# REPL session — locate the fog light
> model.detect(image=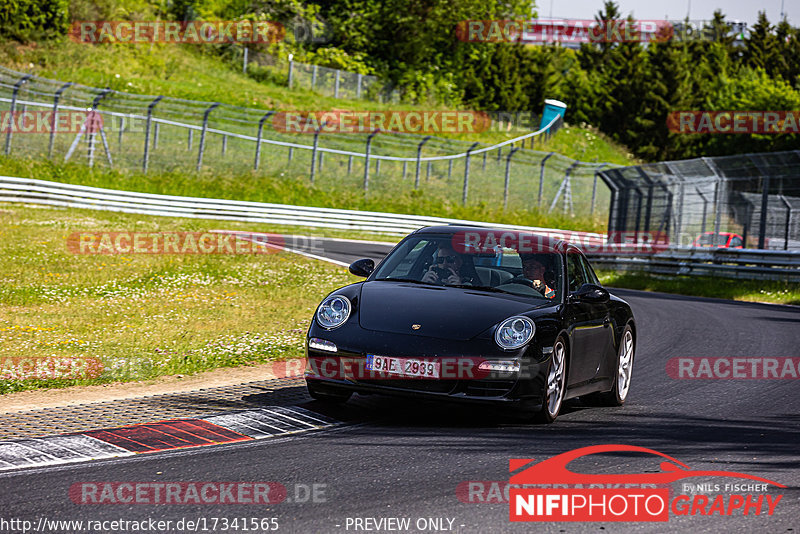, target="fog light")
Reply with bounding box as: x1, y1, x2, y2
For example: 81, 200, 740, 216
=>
309, 338, 337, 353
478, 360, 520, 373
